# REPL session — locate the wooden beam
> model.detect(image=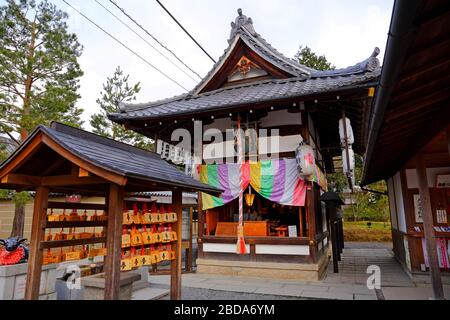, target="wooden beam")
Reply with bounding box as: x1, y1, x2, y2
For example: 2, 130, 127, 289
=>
24, 186, 49, 300
45, 221, 107, 229
407, 33, 450, 59
41, 135, 127, 186
170, 189, 183, 300
40, 237, 106, 249
104, 184, 124, 300
47, 201, 106, 211
71, 163, 79, 176
79, 167, 90, 177
0, 132, 43, 178
392, 73, 450, 105
387, 88, 450, 121
1, 174, 41, 186
41, 157, 67, 176
416, 155, 444, 300
371, 106, 450, 184
399, 55, 450, 84
417, 3, 450, 26
41, 175, 107, 186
